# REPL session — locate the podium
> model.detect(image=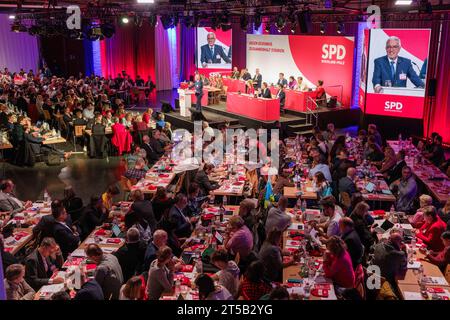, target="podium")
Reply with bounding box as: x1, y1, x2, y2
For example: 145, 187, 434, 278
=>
380, 86, 425, 97
177, 89, 194, 117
